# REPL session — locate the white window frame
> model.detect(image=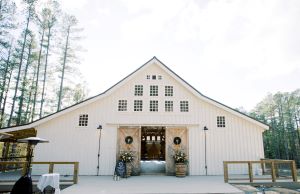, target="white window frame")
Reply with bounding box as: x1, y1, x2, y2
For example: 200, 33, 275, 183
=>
79, 114, 88, 126
180, 101, 189, 112
150, 85, 158, 96
134, 100, 143, 112
217, 116, 226, 127
135, 85, 143, 96
150, 100, 158, 112
118, 100, 127, 111
165, 86, 173, 96
165, 101, 173, 112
